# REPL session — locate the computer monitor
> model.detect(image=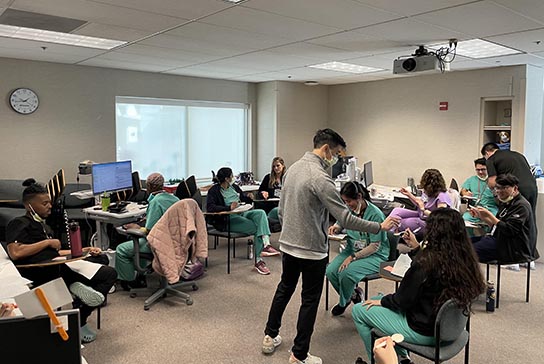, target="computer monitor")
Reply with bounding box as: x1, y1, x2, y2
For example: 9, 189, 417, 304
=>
363, 161, 373, 188
92, 160, 132, 195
